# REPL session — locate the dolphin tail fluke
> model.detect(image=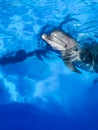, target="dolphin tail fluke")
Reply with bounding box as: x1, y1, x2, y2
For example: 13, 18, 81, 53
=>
64, 61, 81, 73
